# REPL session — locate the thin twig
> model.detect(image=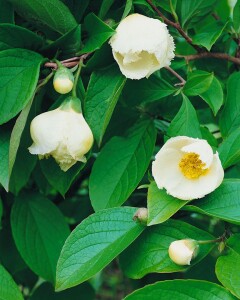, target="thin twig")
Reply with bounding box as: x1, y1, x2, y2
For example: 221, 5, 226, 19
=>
44, 53, 92, 69
164, 66, 186, 86
177, 52, 240, 65
145, 0, 202, 52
